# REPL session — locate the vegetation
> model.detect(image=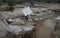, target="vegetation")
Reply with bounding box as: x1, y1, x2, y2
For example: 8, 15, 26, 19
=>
0, 0, 60, 4
0, 0, 23, 11
0, 0, 60, 6
0, 0, 60, 11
